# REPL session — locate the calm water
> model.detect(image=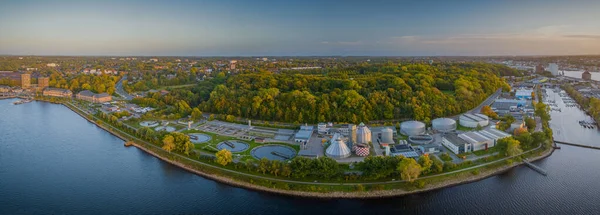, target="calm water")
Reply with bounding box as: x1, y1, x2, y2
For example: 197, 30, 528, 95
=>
2, 99, 600, 214
563, 70, 600, 81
